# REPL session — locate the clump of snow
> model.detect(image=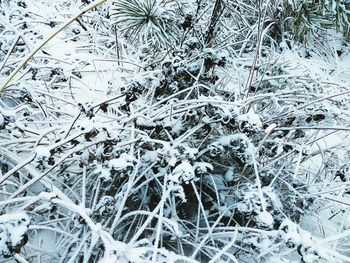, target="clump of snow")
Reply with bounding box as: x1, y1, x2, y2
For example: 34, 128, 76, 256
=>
99, 237, 186, 263
257, 211, 274, 225
142, 150, 158, 163
109, 153, 135, 171
0, 213, 30, 258
94, 164, 112, 181
35, 146, 51, 159
78, 118, 97, 133
224, 170, 234, 181
278, 219, 338, 263
135, 116, 157, 128
157, 143, 180, 167
237, 111, 262, 132
171, 161, 195, 184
